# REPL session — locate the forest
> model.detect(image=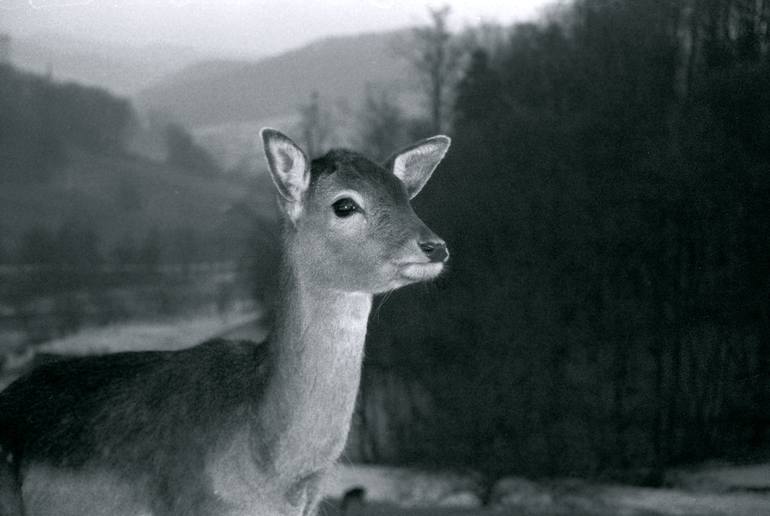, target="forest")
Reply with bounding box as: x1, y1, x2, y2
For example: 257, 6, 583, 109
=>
354, 0, 770, 485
